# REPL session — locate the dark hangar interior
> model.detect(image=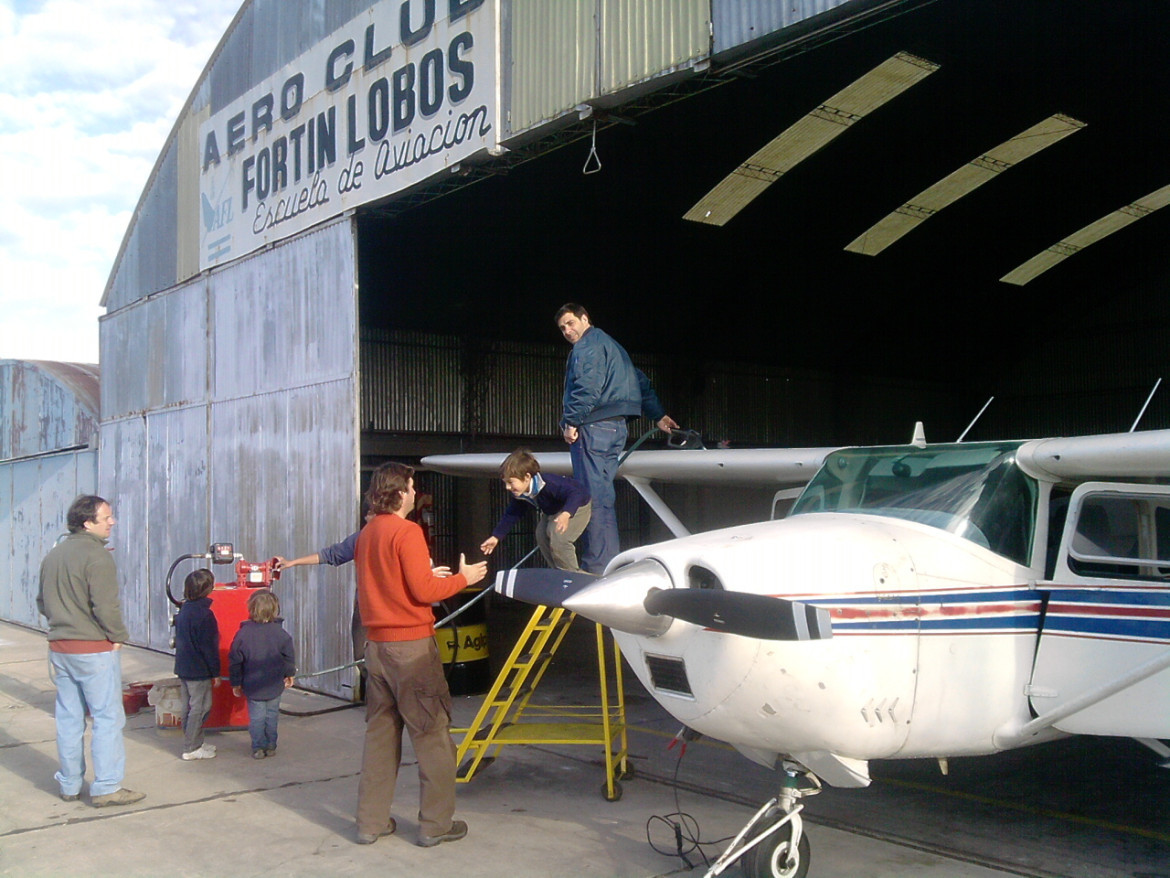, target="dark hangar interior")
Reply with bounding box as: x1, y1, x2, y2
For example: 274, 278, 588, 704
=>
357, 0, 1170, 447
